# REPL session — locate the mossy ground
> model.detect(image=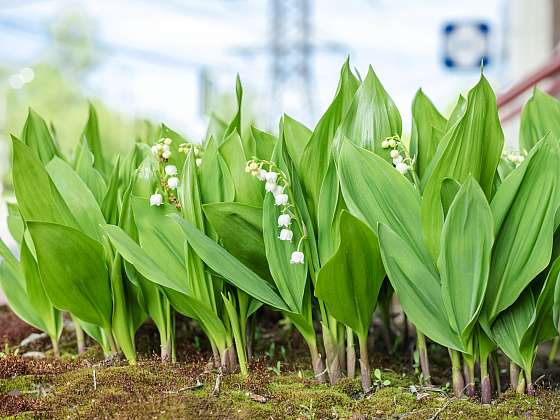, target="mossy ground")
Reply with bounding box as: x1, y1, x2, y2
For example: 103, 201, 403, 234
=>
1, 308, 560, 419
